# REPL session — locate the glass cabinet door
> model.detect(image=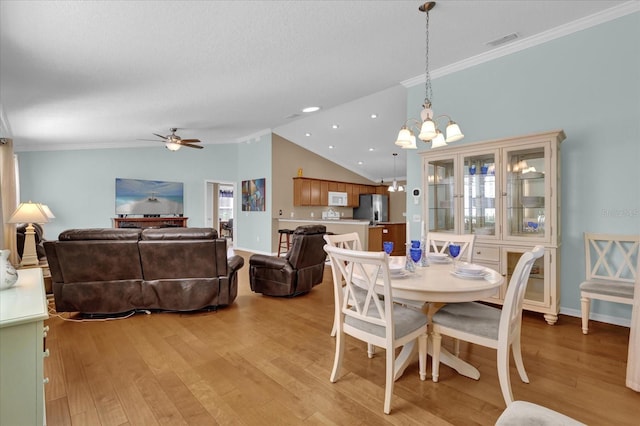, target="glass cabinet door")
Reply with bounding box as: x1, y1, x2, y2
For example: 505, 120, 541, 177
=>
504, 144, 549, 241
462, 152, 497, 237
426, 157, 455, 232
504, 246, 549, 307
